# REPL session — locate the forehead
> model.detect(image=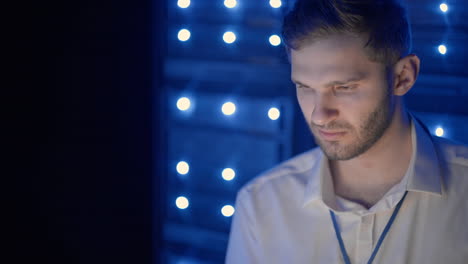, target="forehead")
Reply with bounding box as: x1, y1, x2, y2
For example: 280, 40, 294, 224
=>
291, 34, 381, 84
